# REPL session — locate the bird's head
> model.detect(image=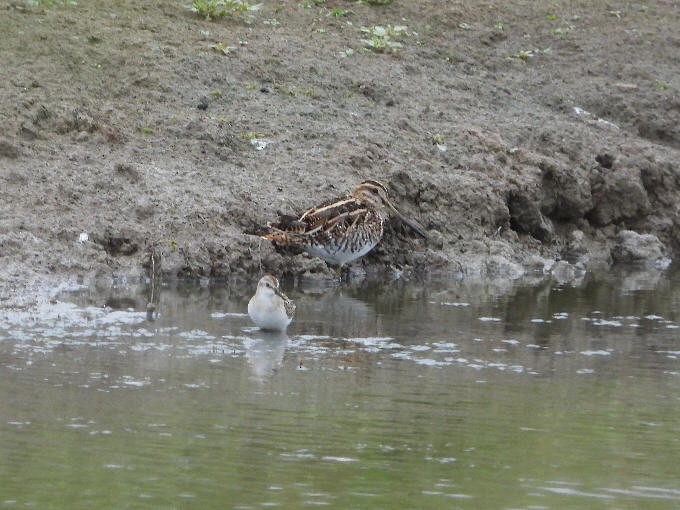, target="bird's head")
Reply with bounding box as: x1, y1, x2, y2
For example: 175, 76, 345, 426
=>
257, 275, 286, 299
352, 180, 427, 239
